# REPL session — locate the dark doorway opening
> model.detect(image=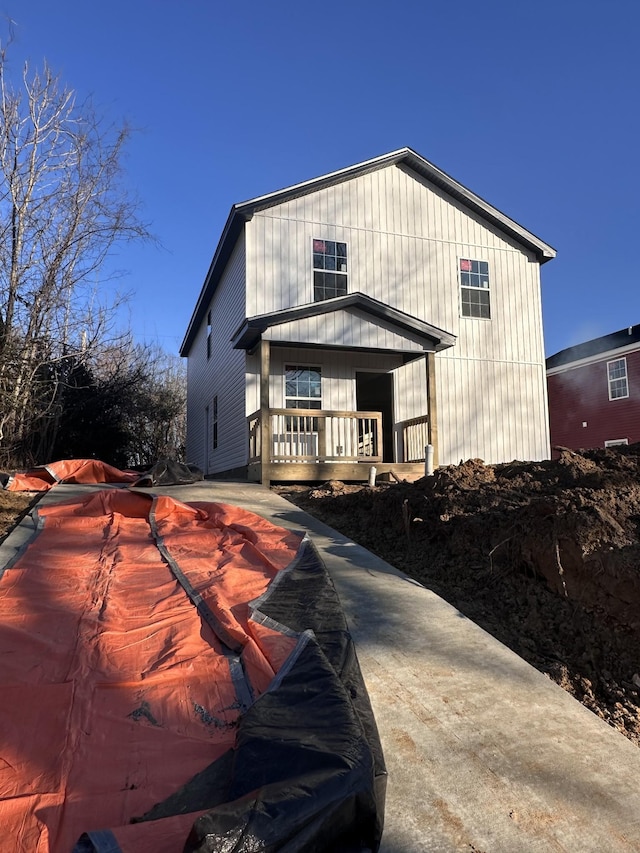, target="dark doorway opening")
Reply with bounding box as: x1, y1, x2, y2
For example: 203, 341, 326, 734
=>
356, 372, 394, 462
